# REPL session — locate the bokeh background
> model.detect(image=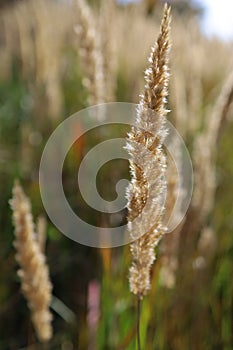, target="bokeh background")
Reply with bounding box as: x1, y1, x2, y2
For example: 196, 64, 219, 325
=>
0, 0, 233, 349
